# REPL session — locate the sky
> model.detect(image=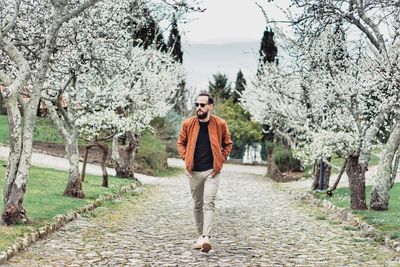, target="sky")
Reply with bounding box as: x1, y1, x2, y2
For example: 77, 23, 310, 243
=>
181, 0, 267, 44
179, 0, 290, 92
